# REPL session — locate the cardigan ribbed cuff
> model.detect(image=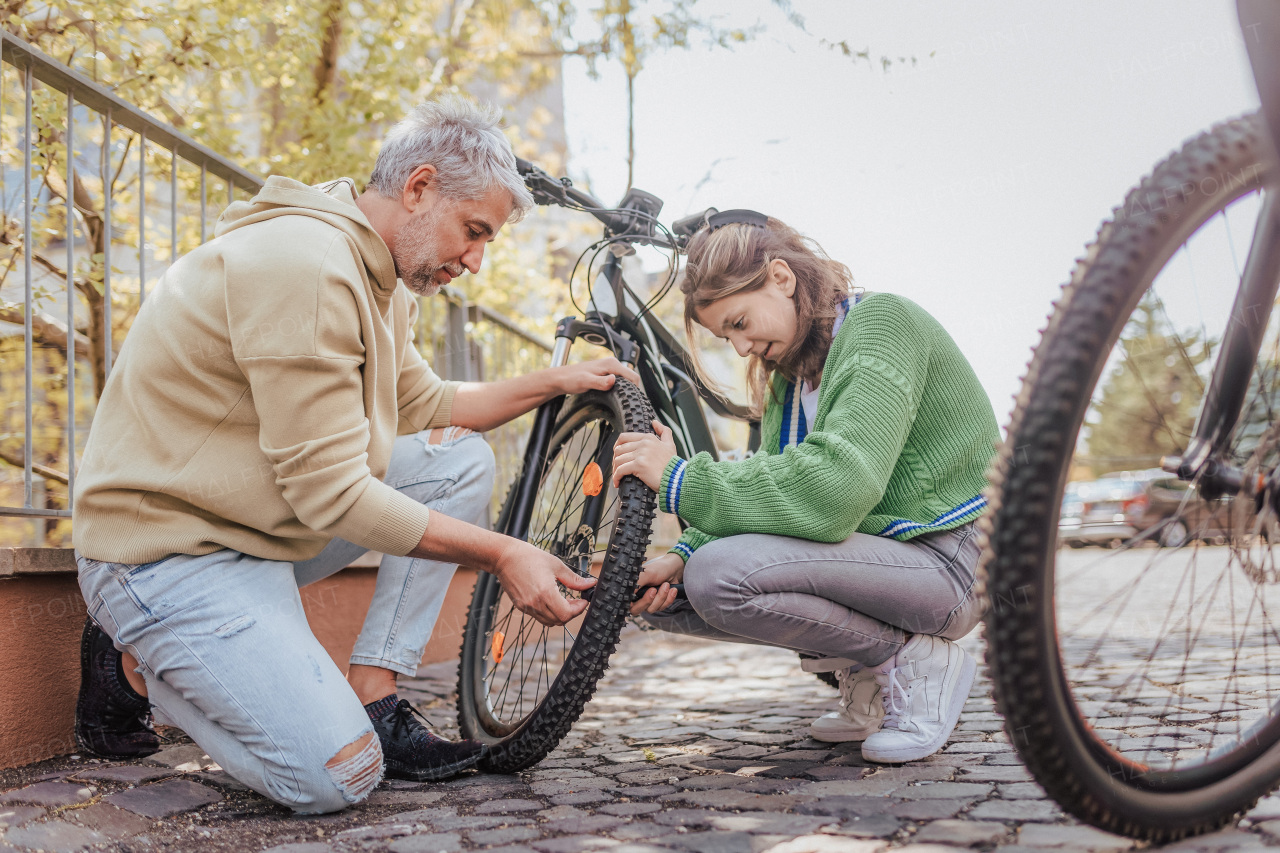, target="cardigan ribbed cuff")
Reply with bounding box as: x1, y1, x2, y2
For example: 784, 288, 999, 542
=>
670, 541, 694, 563
659, 457, 688, 515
